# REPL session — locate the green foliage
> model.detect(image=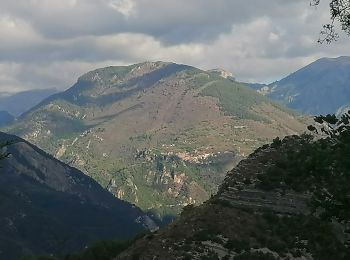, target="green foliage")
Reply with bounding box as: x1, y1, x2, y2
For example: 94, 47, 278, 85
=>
309, 111, 350, 138
200, 79, 268, 121
246, 112, 350, 258
258, 112, 350, 224
213, 199, 232, 208
234, 251, 276, 260
190, 72, 215, 88
79, 65, 135, 85
4, 61, 304, 219
63, 240, 131, 260
224, 239, 250, 253
270, 137, 282, 148
22, 257, 57, 260
312, 0, 350, 43
183, 253, 193, 260
181, 204, 195, 213
255, 212, 349, 259
199, 253, 219, 260
0, 140, 14, 162
26, 233, 150, 260
192, 230, 212, 242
